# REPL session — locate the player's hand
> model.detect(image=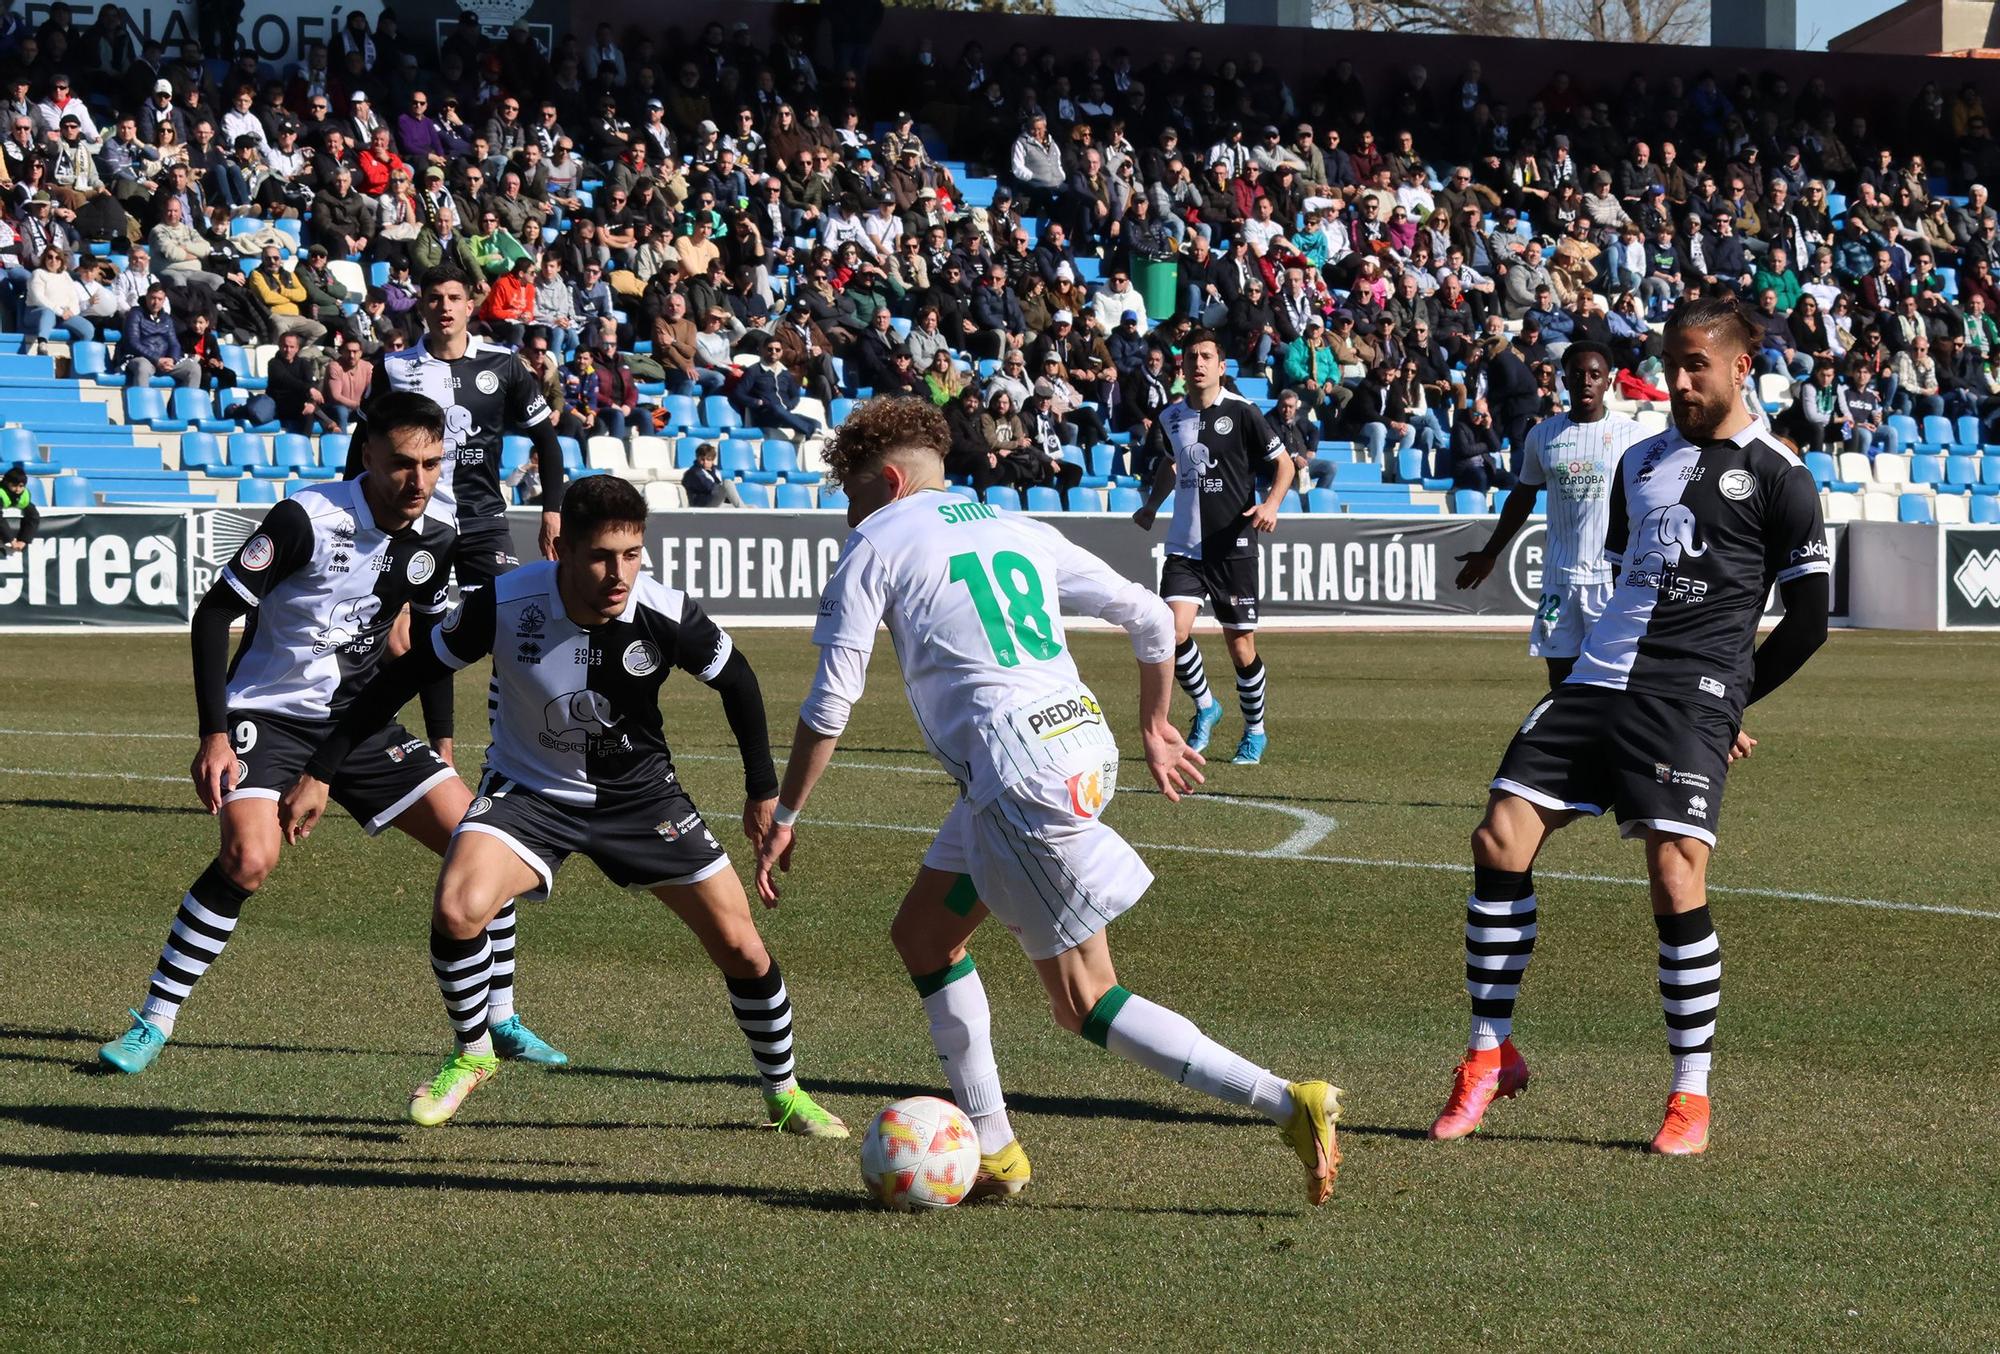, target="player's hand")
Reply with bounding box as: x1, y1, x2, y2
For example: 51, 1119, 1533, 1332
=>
742, 794, 775, 848
1131, 503, 1157, 530
431, 736, 455, 768
278, 774, 331, 844
1242, 500, 1280, 533
1728, 729, 1757, 763
753, 822, 795, 907
191, 732, 236, 814
1455, 548, 1497, 590
538, 509, 560, 560
1142, 719, 1206, 803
